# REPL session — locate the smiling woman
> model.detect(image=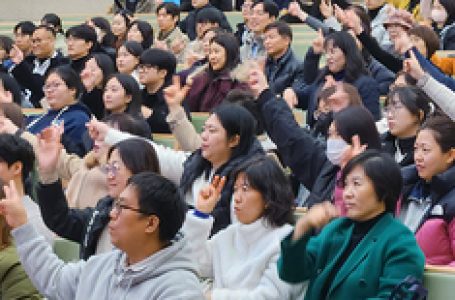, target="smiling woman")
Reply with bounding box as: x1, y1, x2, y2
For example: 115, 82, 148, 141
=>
278, 150, 425, 299
399, 114, 455, 266
185, 32, 251, 112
